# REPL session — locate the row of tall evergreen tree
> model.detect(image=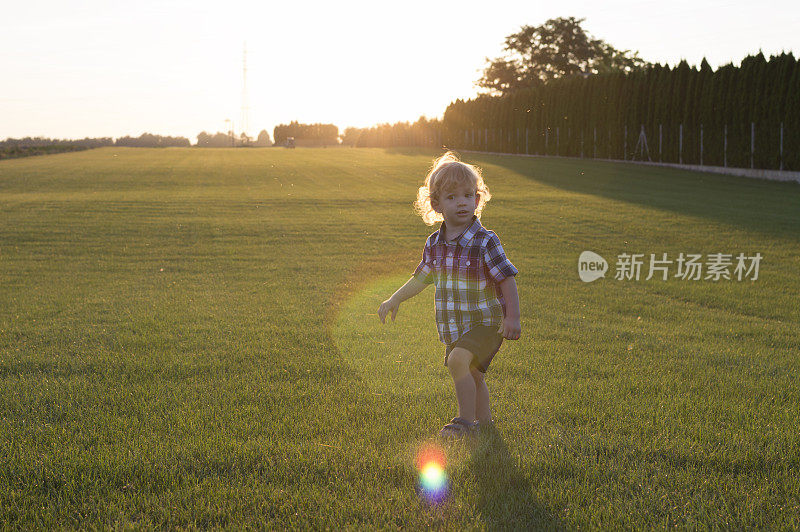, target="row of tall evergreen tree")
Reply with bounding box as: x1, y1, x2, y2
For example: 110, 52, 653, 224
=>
440, 52, 800, 171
